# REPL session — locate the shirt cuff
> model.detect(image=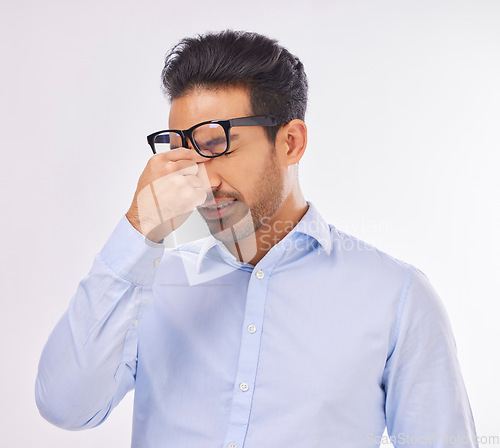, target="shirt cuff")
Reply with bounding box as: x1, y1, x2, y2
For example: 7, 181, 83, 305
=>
98, 215, 165, 285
